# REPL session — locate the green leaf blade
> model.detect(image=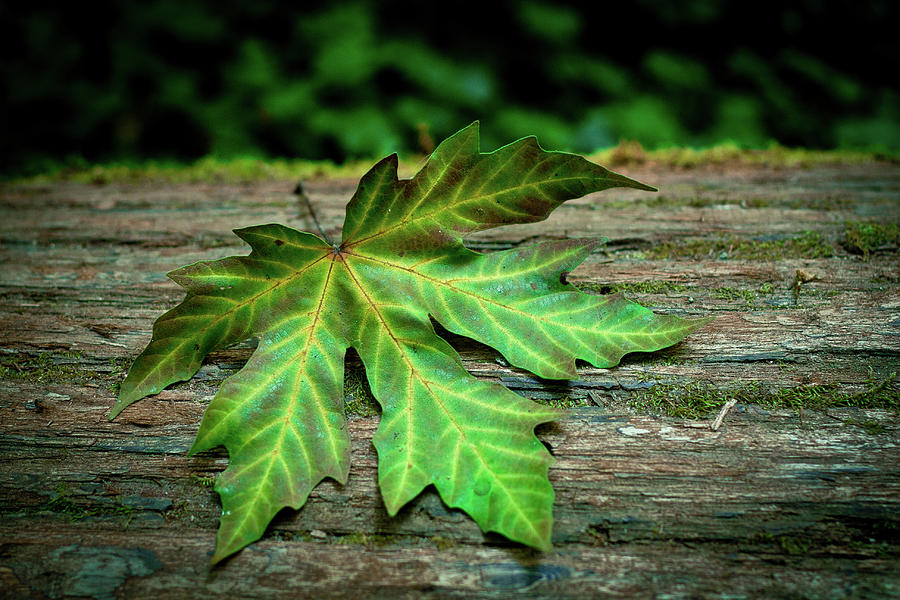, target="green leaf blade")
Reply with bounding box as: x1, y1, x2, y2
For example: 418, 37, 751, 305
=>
190, 262, 351, 564
111, 265, 265, 419
350, 297, 559, 549
350, 239, 709, 380
112, 123, 710, 561
342, 121, 655, 254
196, 335, 350, 564
111, 225, 332, 419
